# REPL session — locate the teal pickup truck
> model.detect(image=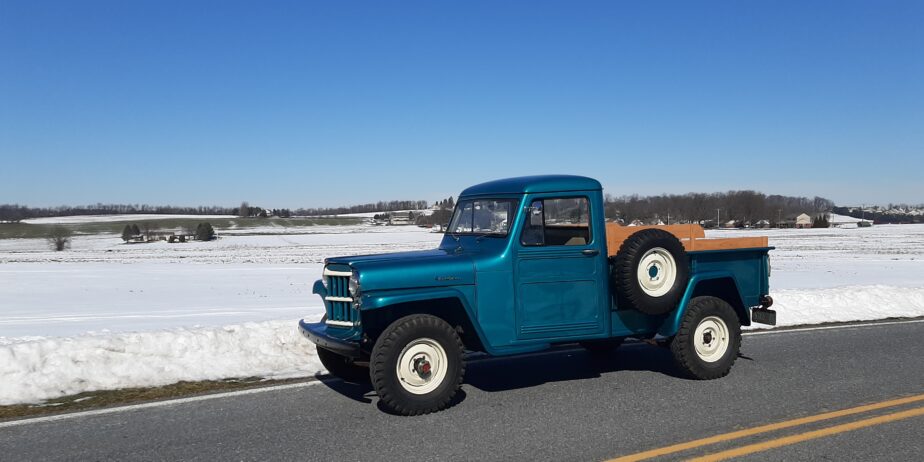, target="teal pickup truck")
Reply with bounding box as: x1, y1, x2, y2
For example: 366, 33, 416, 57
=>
299, 175, 775, 415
